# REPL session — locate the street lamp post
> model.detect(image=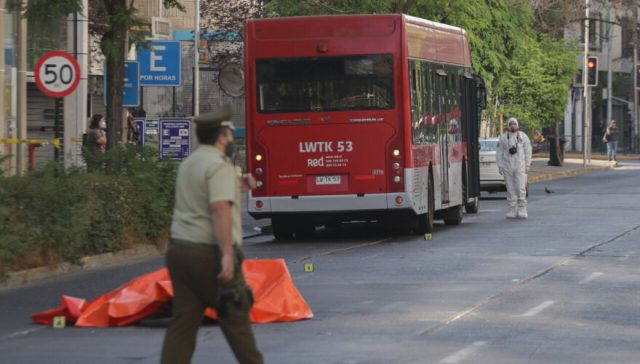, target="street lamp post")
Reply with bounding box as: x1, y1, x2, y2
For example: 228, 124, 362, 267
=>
582, 0, 590, 167
194, 0, 200, 116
